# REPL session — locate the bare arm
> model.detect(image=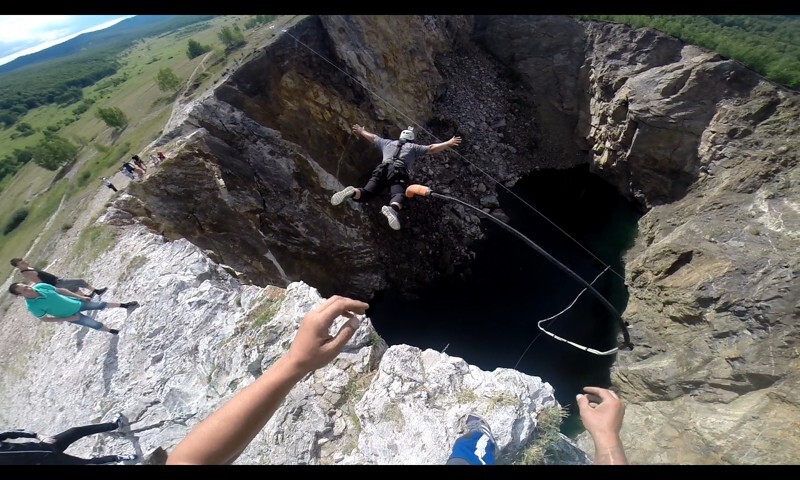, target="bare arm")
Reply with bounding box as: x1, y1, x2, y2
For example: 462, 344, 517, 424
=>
55, 287, 90, 301
577, 386, 628, 465
352, 124, 378, 143
20, 271, 41, 283
427, 136, 461, 154
166, 295, 369, 465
